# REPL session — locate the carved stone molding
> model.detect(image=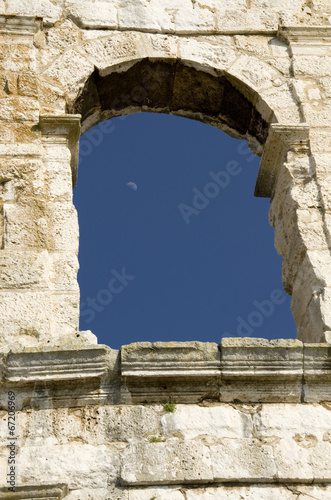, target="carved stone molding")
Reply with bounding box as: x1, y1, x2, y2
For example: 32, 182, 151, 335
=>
3, 345, 114, 383
39, 114, 81, 187
1, 340, 331, 404
0, 15, 42, 36
255, 123, 310, 198
121, 341, 221, 403
279, 26, 331, 54
0, 484, 68, 499
121, 342, 221, 378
